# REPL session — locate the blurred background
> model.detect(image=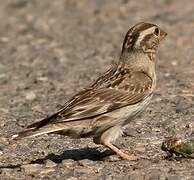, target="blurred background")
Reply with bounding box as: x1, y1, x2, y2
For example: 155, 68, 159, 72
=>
0, 0, 194, 179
